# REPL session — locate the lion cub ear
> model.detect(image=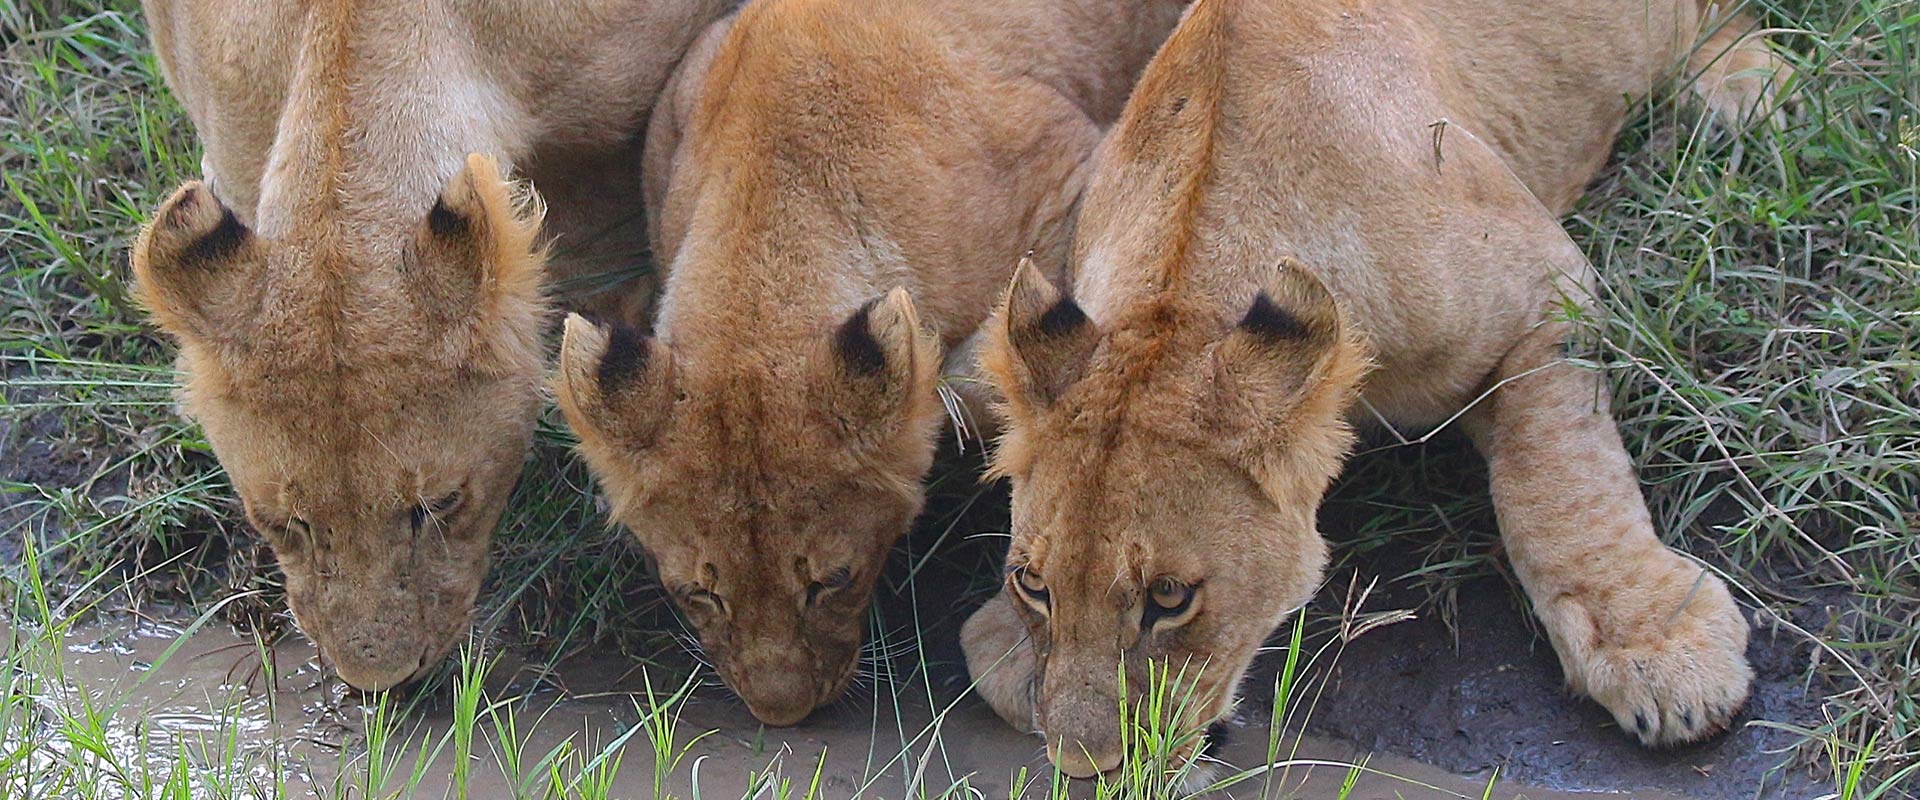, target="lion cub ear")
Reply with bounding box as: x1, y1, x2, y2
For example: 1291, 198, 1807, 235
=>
983, 257, 1100, 421
131, 182, 267, 344
555, 314, 678, 454
817, 287, 943, 446
413, 153, 547, 315
1209, 263, 1371, 448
